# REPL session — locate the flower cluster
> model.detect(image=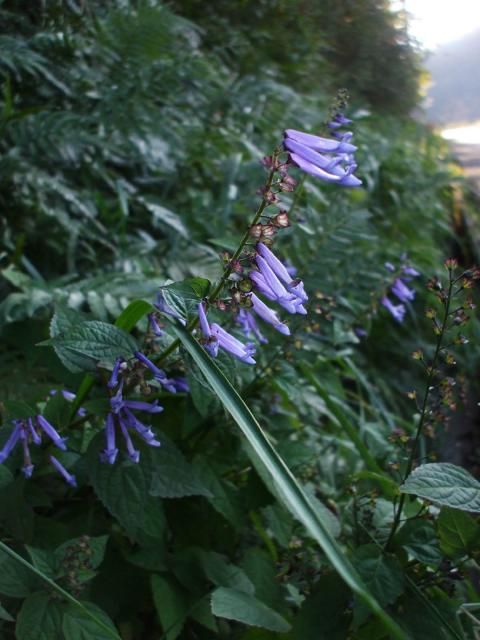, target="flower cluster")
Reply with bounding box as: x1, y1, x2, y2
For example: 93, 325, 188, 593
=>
381, 260, 420, 323
0, 415, 76, 486
101, 358, 163, 464
283, 111, 361, 187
